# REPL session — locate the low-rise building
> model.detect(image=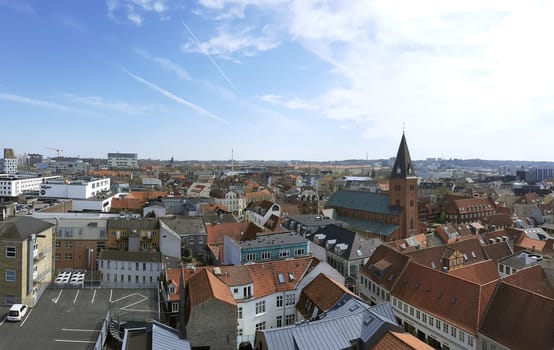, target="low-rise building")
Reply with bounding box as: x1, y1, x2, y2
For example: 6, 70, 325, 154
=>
106, 217, 159, 252
223, 231, 310, 265
107, 152, 138, 169
159, 217, 207, 260
97, 250, 161, 288
0, 216, 55, 306
0, 174, 60, 198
